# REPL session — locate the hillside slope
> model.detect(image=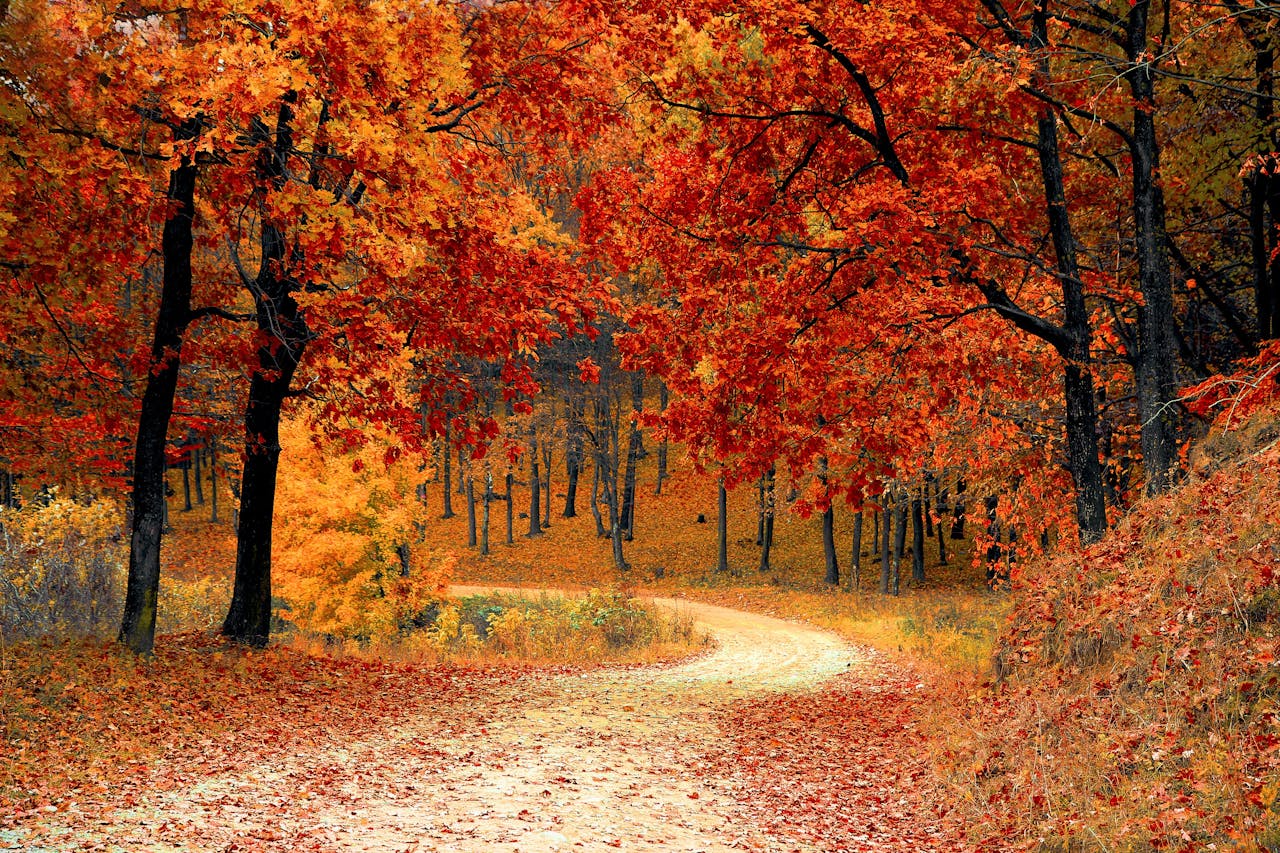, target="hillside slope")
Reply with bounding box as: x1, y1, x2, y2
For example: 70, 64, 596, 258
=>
948, 414, 1280, 851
